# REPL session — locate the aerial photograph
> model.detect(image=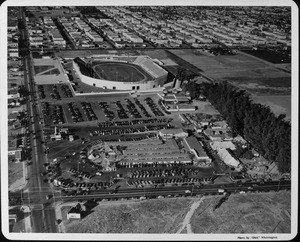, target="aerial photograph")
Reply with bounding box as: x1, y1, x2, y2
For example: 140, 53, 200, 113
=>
2, 0, 298, 240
